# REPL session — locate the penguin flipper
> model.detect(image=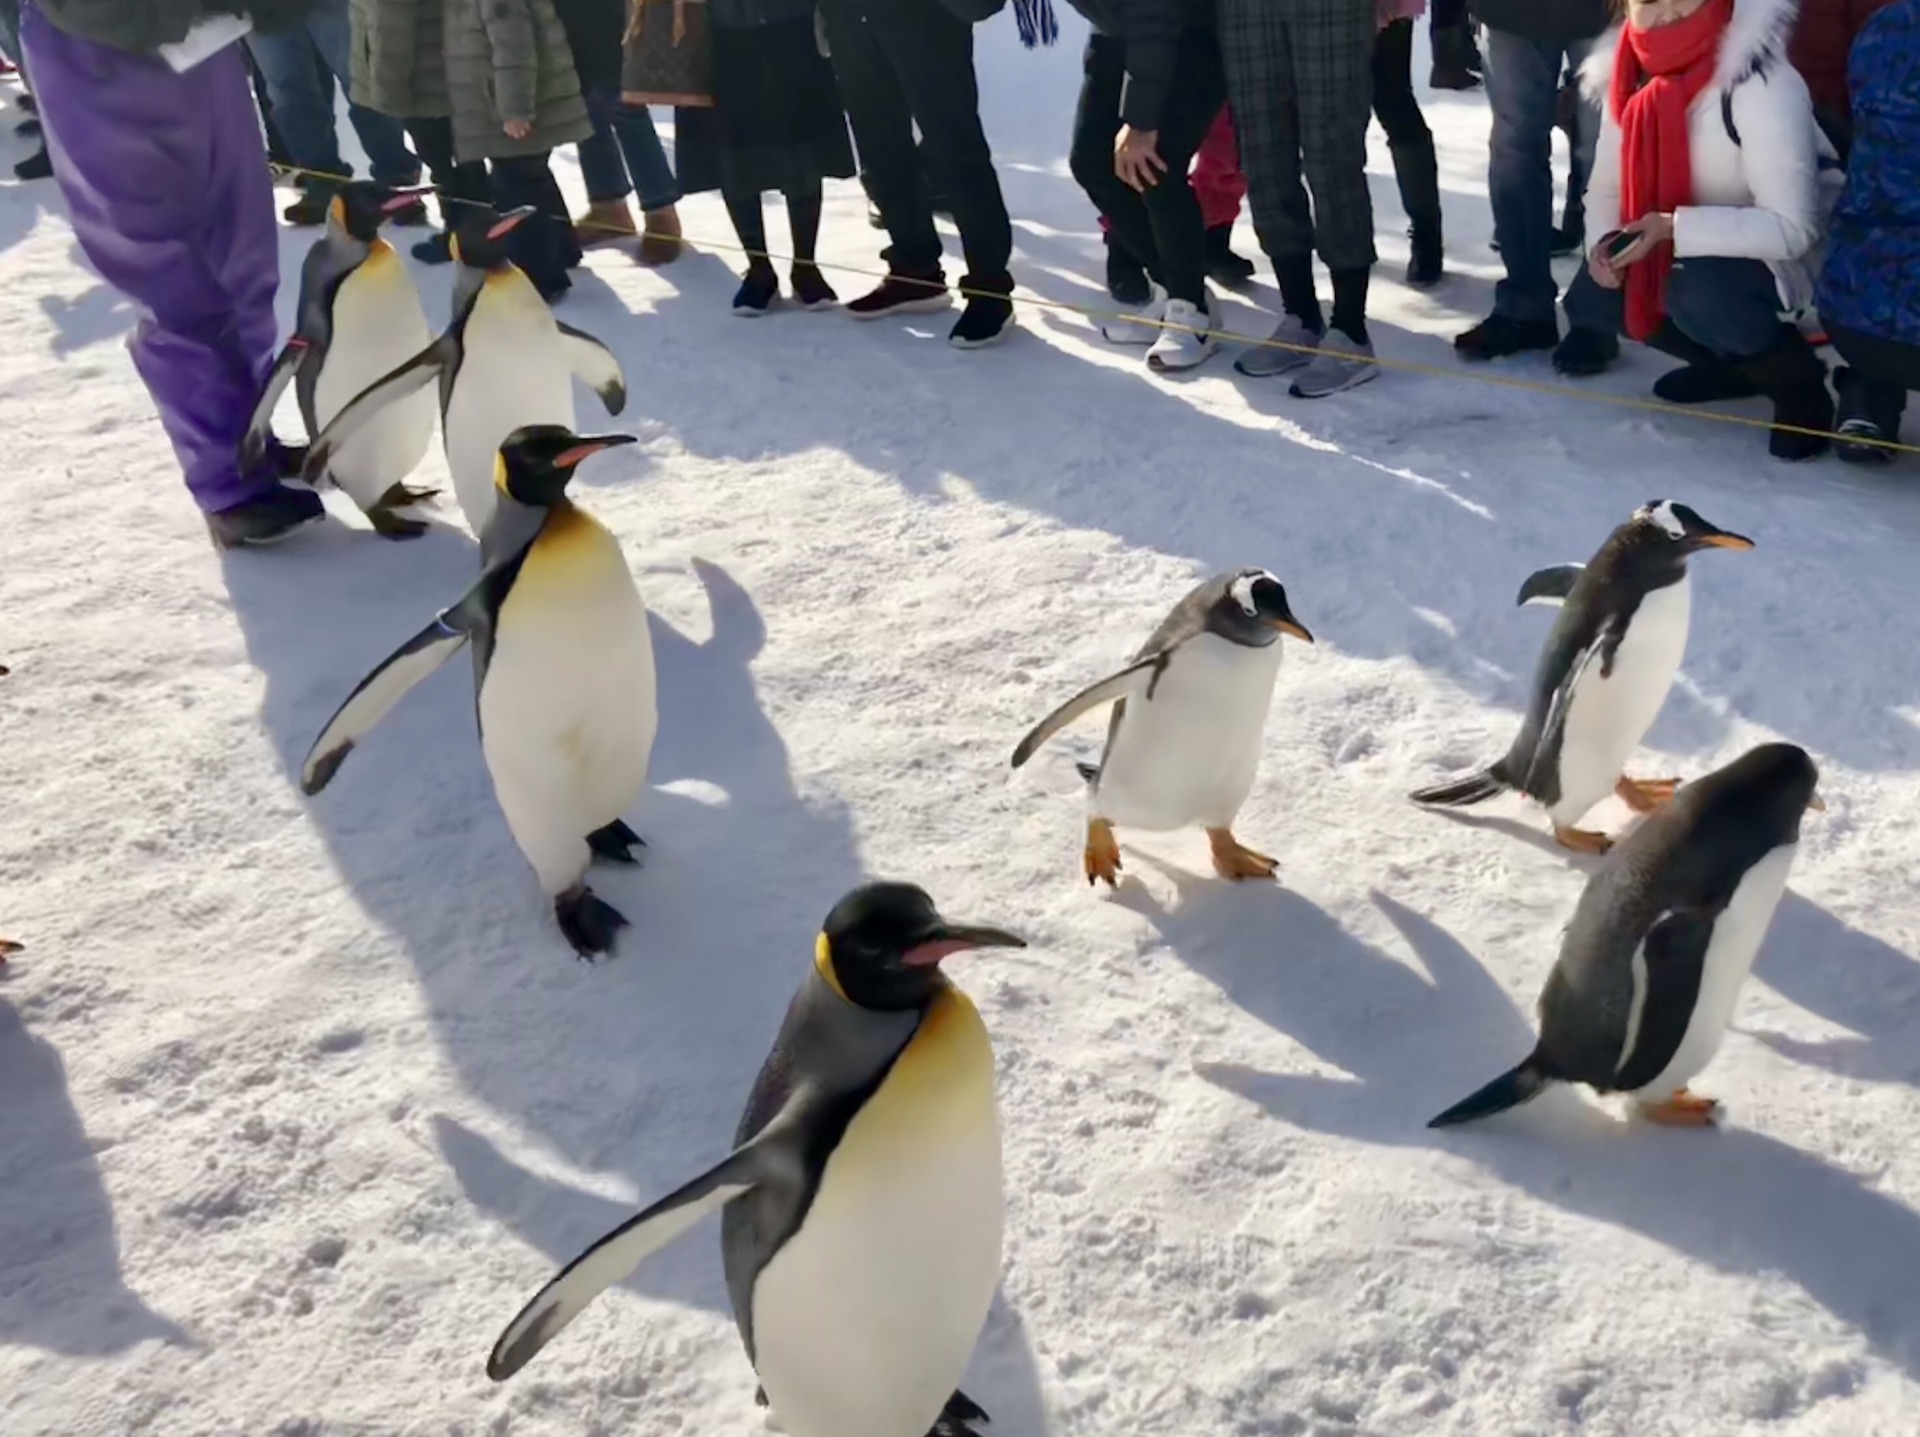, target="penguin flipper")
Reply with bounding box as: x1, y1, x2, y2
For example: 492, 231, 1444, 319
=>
487, 1139, 772, 1382
241, 337, 314, 470
1010, 660, 1158, 769
1611, 910, 1711, 1092
299, 566, 514, 795
1427, 1052, 1554, 1128
301, 337, 452, 484
556, 321, 628, 415
1517, 564, 1586, 608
